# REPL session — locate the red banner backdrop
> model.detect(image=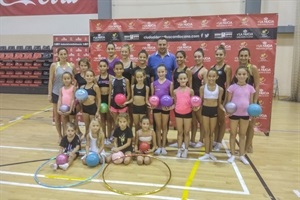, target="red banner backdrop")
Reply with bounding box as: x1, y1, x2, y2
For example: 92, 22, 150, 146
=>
0, 0, 97, 16
89, 14, 278, 134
